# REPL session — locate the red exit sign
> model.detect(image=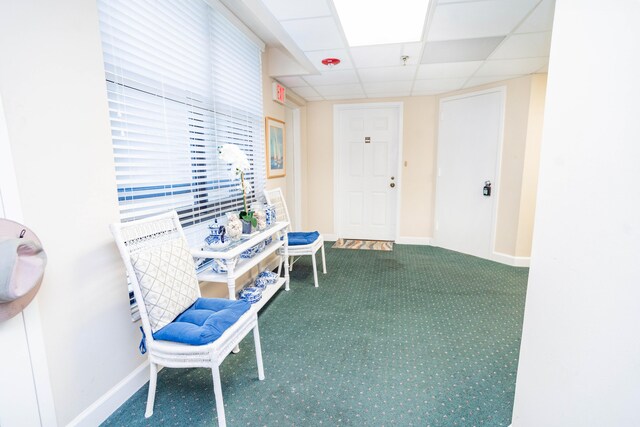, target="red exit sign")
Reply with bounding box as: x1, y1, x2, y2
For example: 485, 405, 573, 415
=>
273, 82, 286, 104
